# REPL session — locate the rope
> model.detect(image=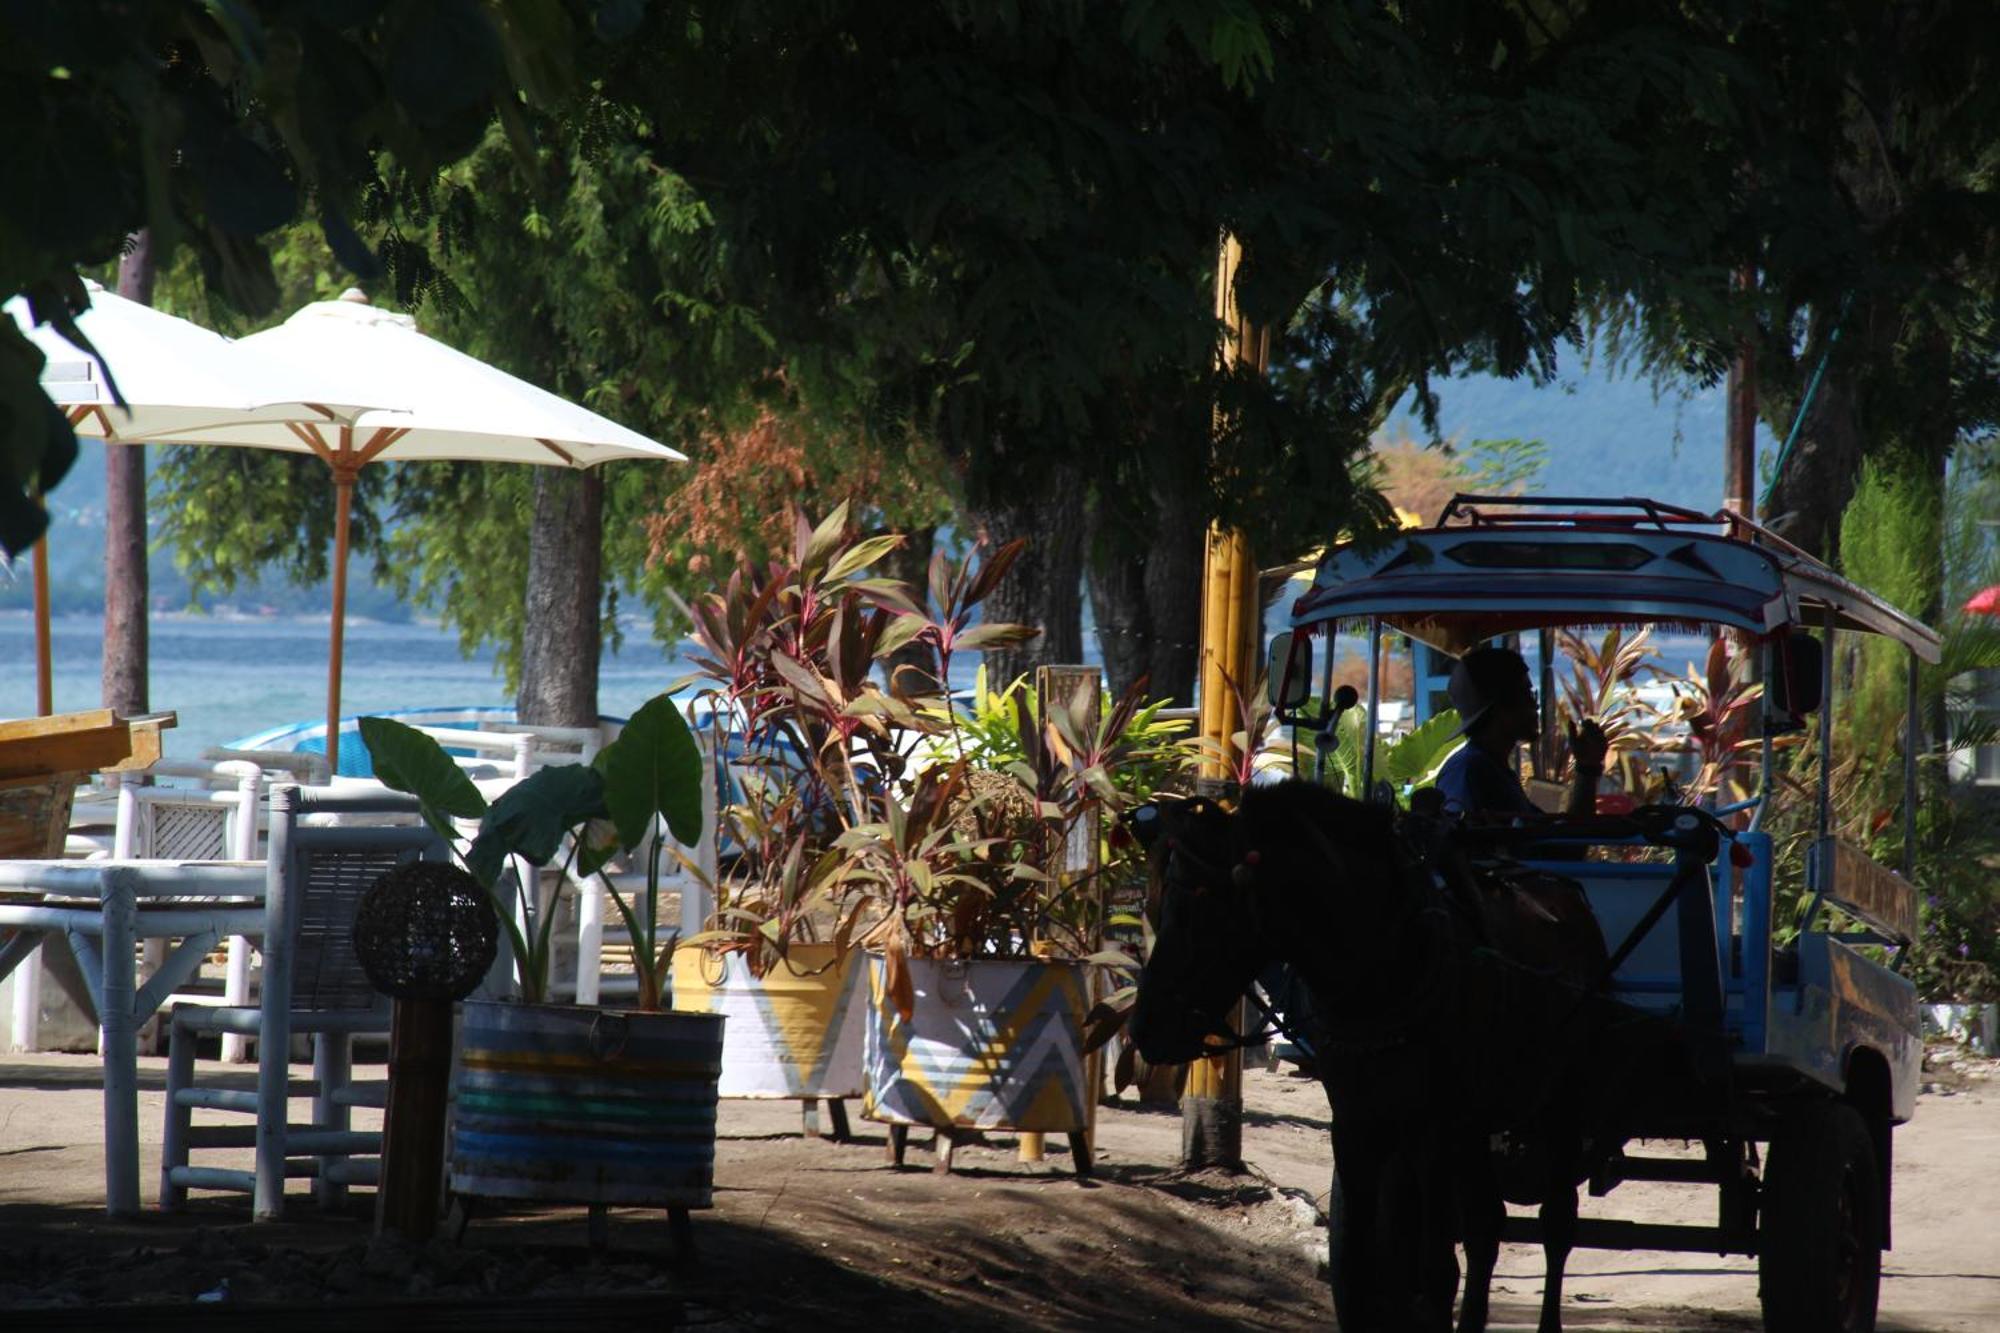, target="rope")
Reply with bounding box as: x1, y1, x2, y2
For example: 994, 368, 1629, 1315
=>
1759, 292, 1854, 513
